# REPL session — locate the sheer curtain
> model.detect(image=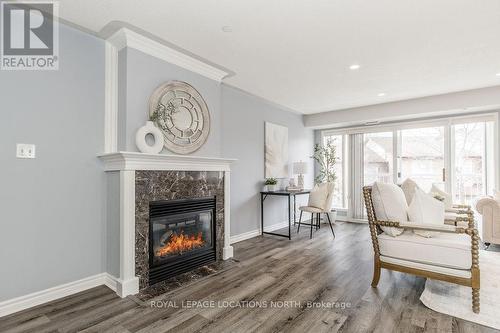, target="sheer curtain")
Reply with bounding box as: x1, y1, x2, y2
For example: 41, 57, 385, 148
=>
349, 134, 366, 220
